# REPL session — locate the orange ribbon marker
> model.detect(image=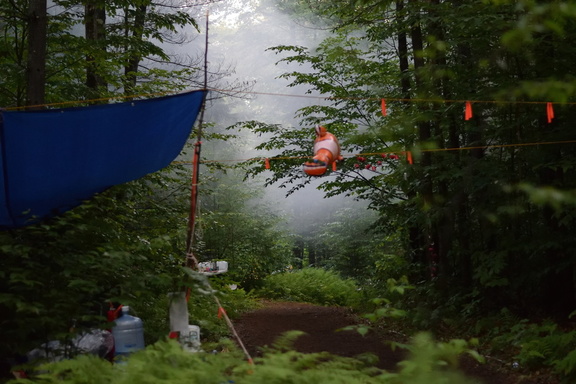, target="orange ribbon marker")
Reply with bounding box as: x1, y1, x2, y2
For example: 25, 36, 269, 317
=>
465, 101, 473, 120
406, 151, 413, 164
547, 102, 554, 123
381, 99, 387, 116
264, 158, 271, 169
